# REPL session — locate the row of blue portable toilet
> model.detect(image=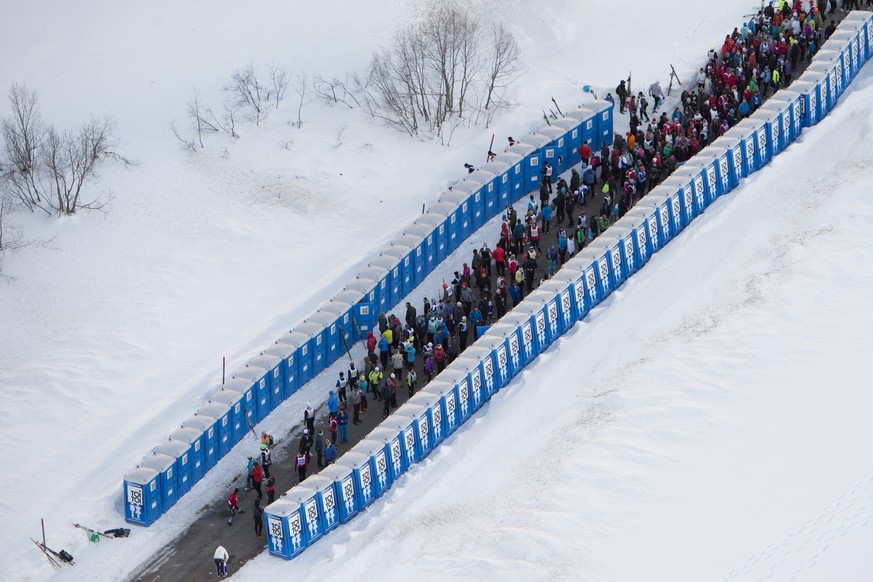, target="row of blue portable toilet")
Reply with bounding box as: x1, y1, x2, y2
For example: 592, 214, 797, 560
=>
262, 17, 873, 553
